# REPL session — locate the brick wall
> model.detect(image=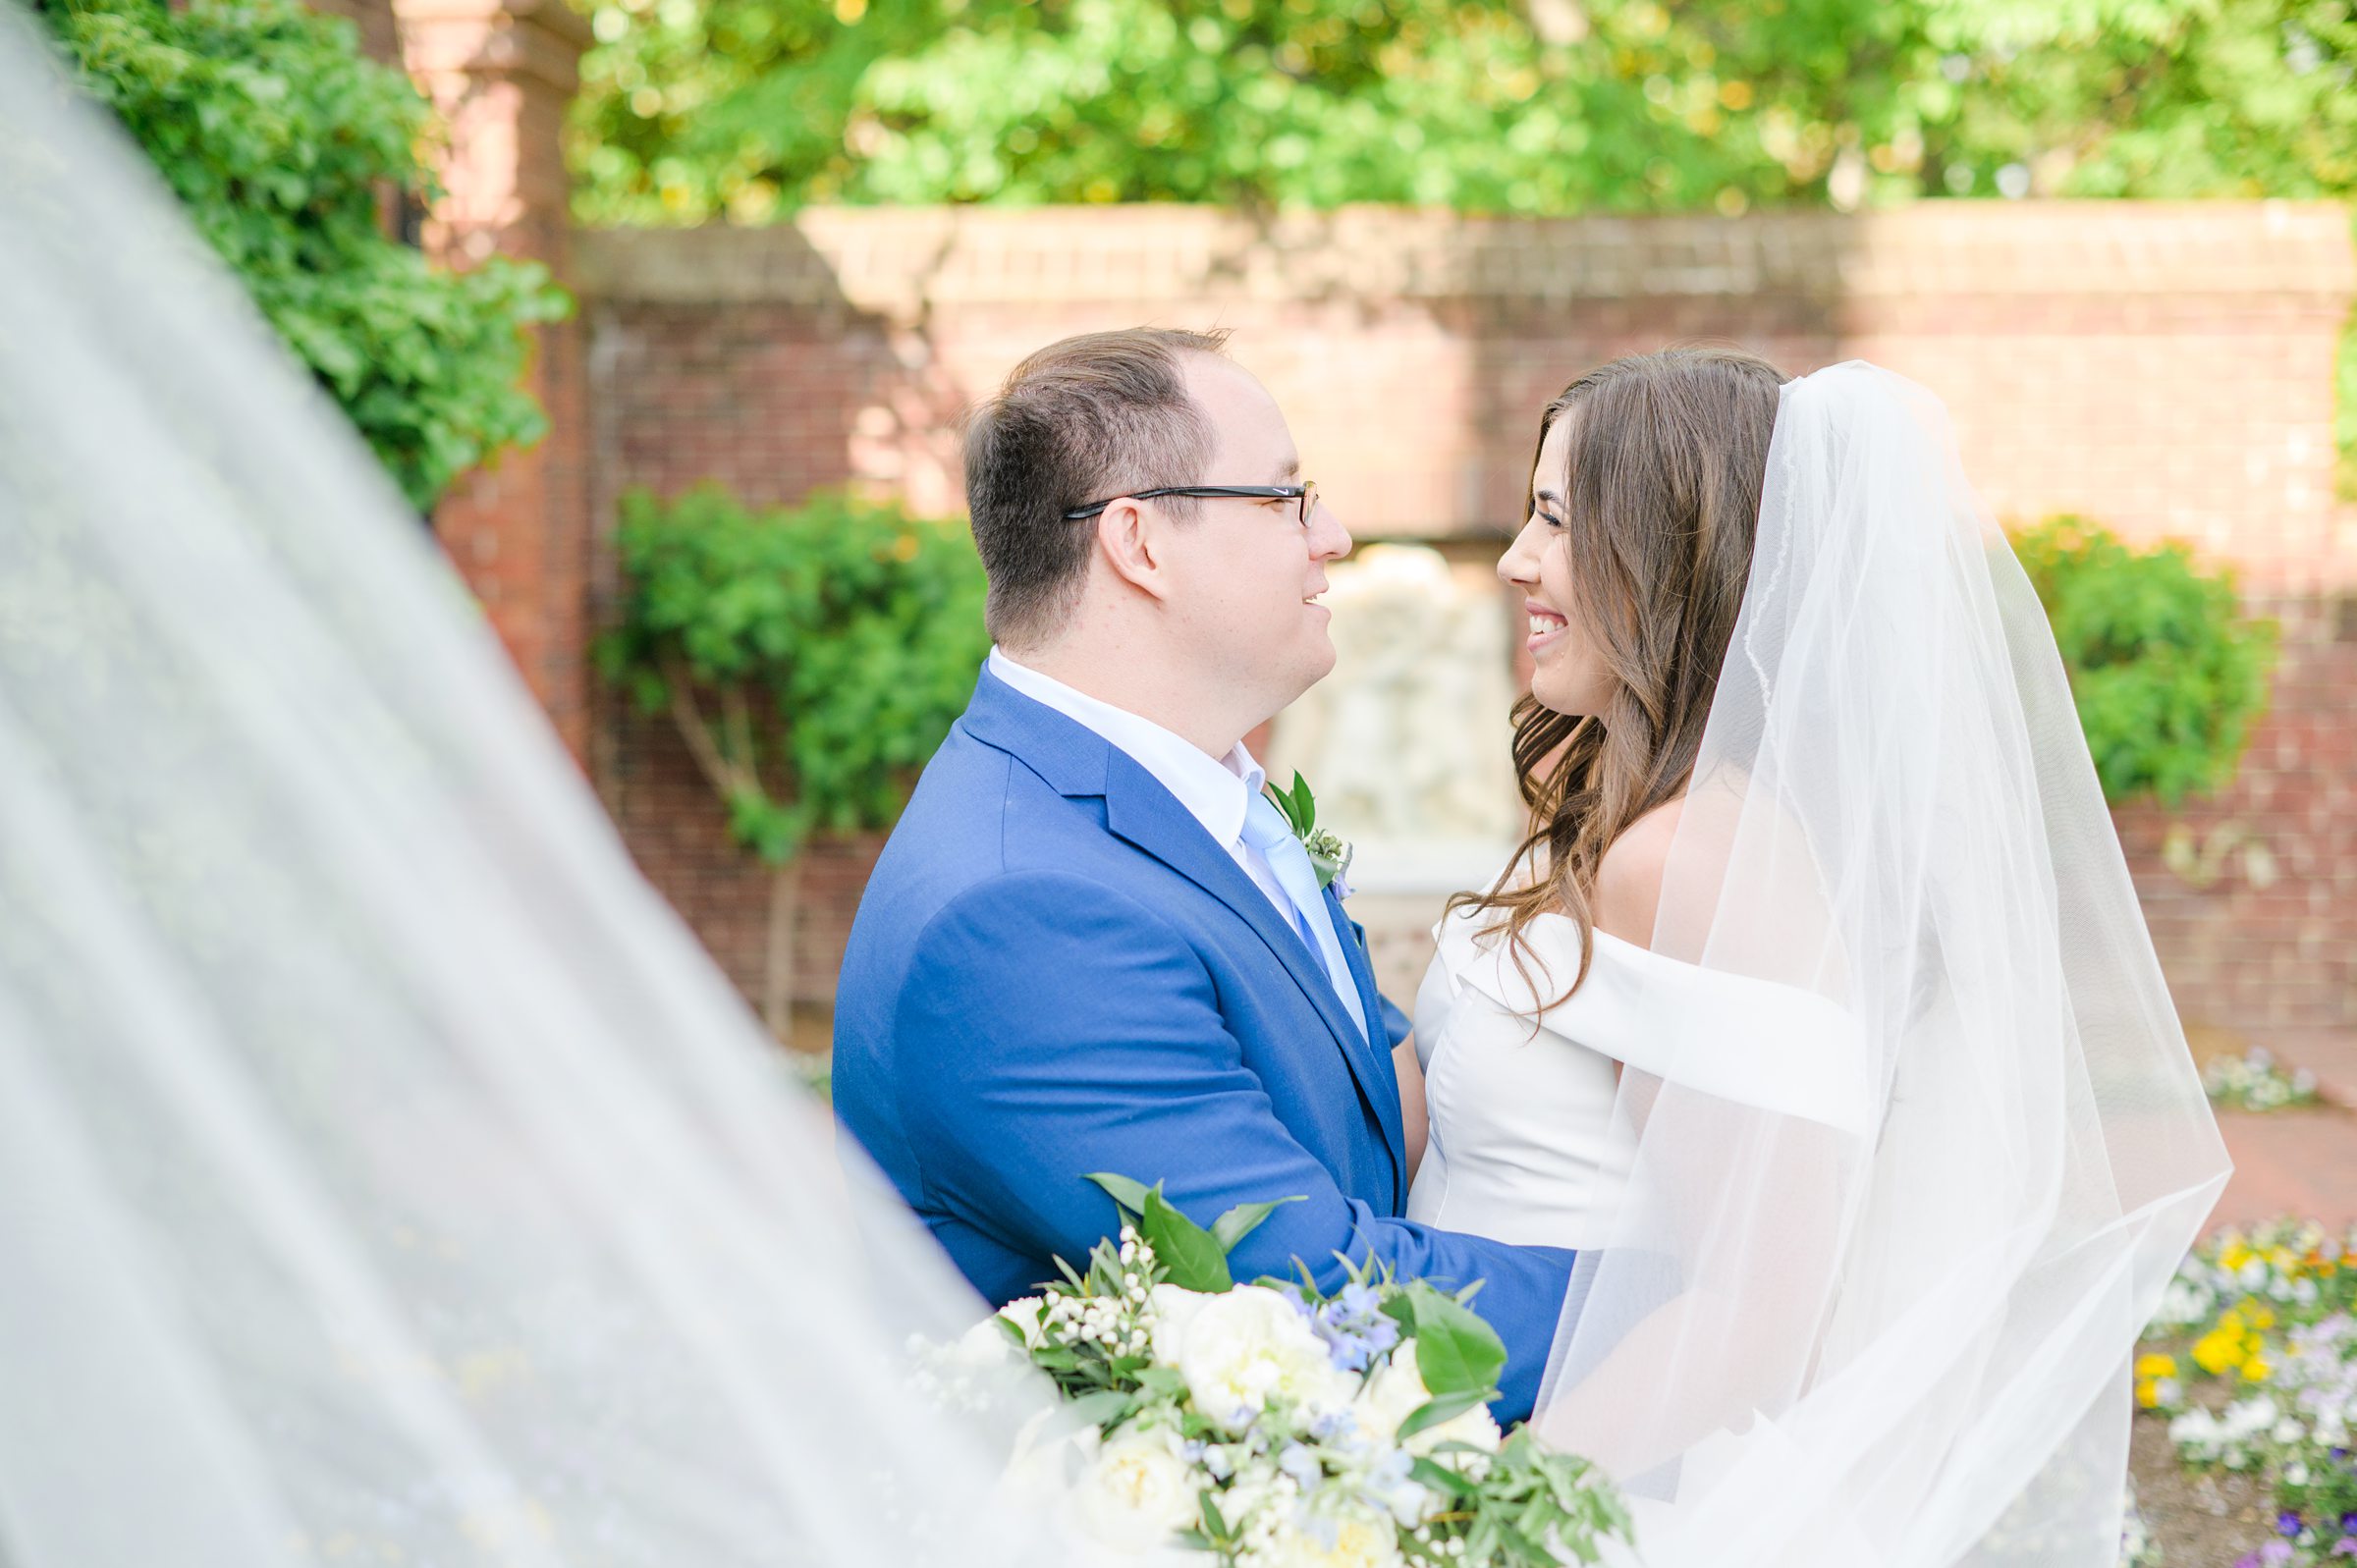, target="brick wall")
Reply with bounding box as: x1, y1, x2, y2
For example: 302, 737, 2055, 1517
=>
576, 203, 2357, 1046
